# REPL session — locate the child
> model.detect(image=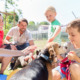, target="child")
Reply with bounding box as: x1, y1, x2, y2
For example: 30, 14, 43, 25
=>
0, 14, 37, 74
44, 6, 61, 44
52, 19, 80, 80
